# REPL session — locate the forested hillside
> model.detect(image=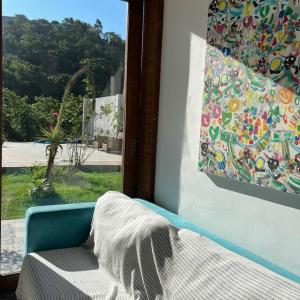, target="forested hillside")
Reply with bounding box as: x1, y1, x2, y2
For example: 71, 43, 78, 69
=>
2, 15, 125, 141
